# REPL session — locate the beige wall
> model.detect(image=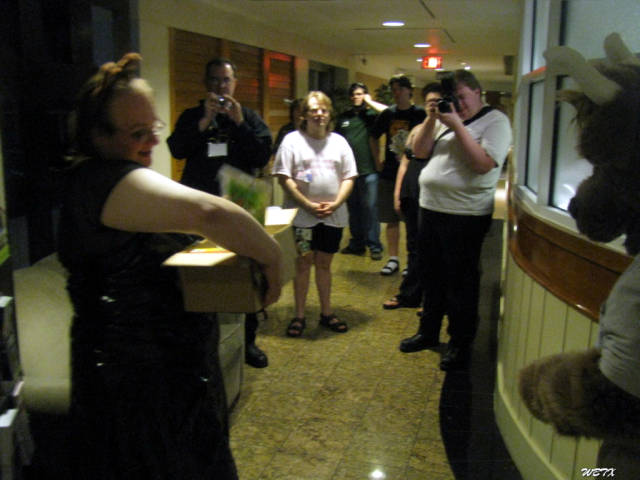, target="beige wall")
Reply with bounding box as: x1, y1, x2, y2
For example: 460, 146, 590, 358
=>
138, 0, 353, 178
